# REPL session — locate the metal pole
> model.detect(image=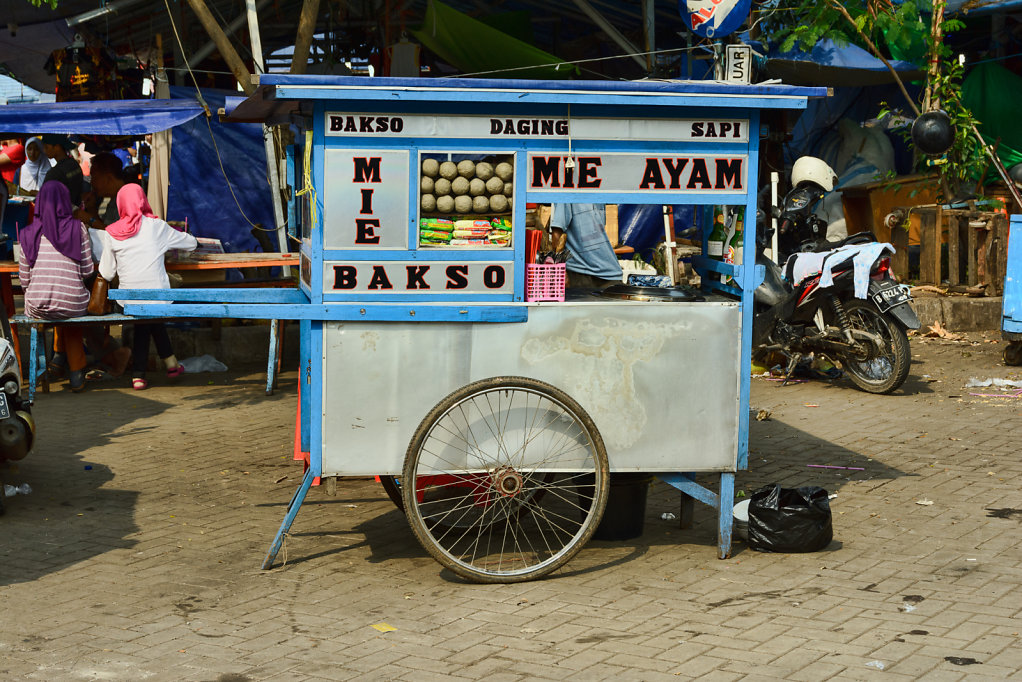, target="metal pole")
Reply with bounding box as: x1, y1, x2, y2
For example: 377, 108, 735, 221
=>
770, 171, 779, 262
247, 0, 292, 274
642, 0, 655, 74
246, 0, 265, 73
